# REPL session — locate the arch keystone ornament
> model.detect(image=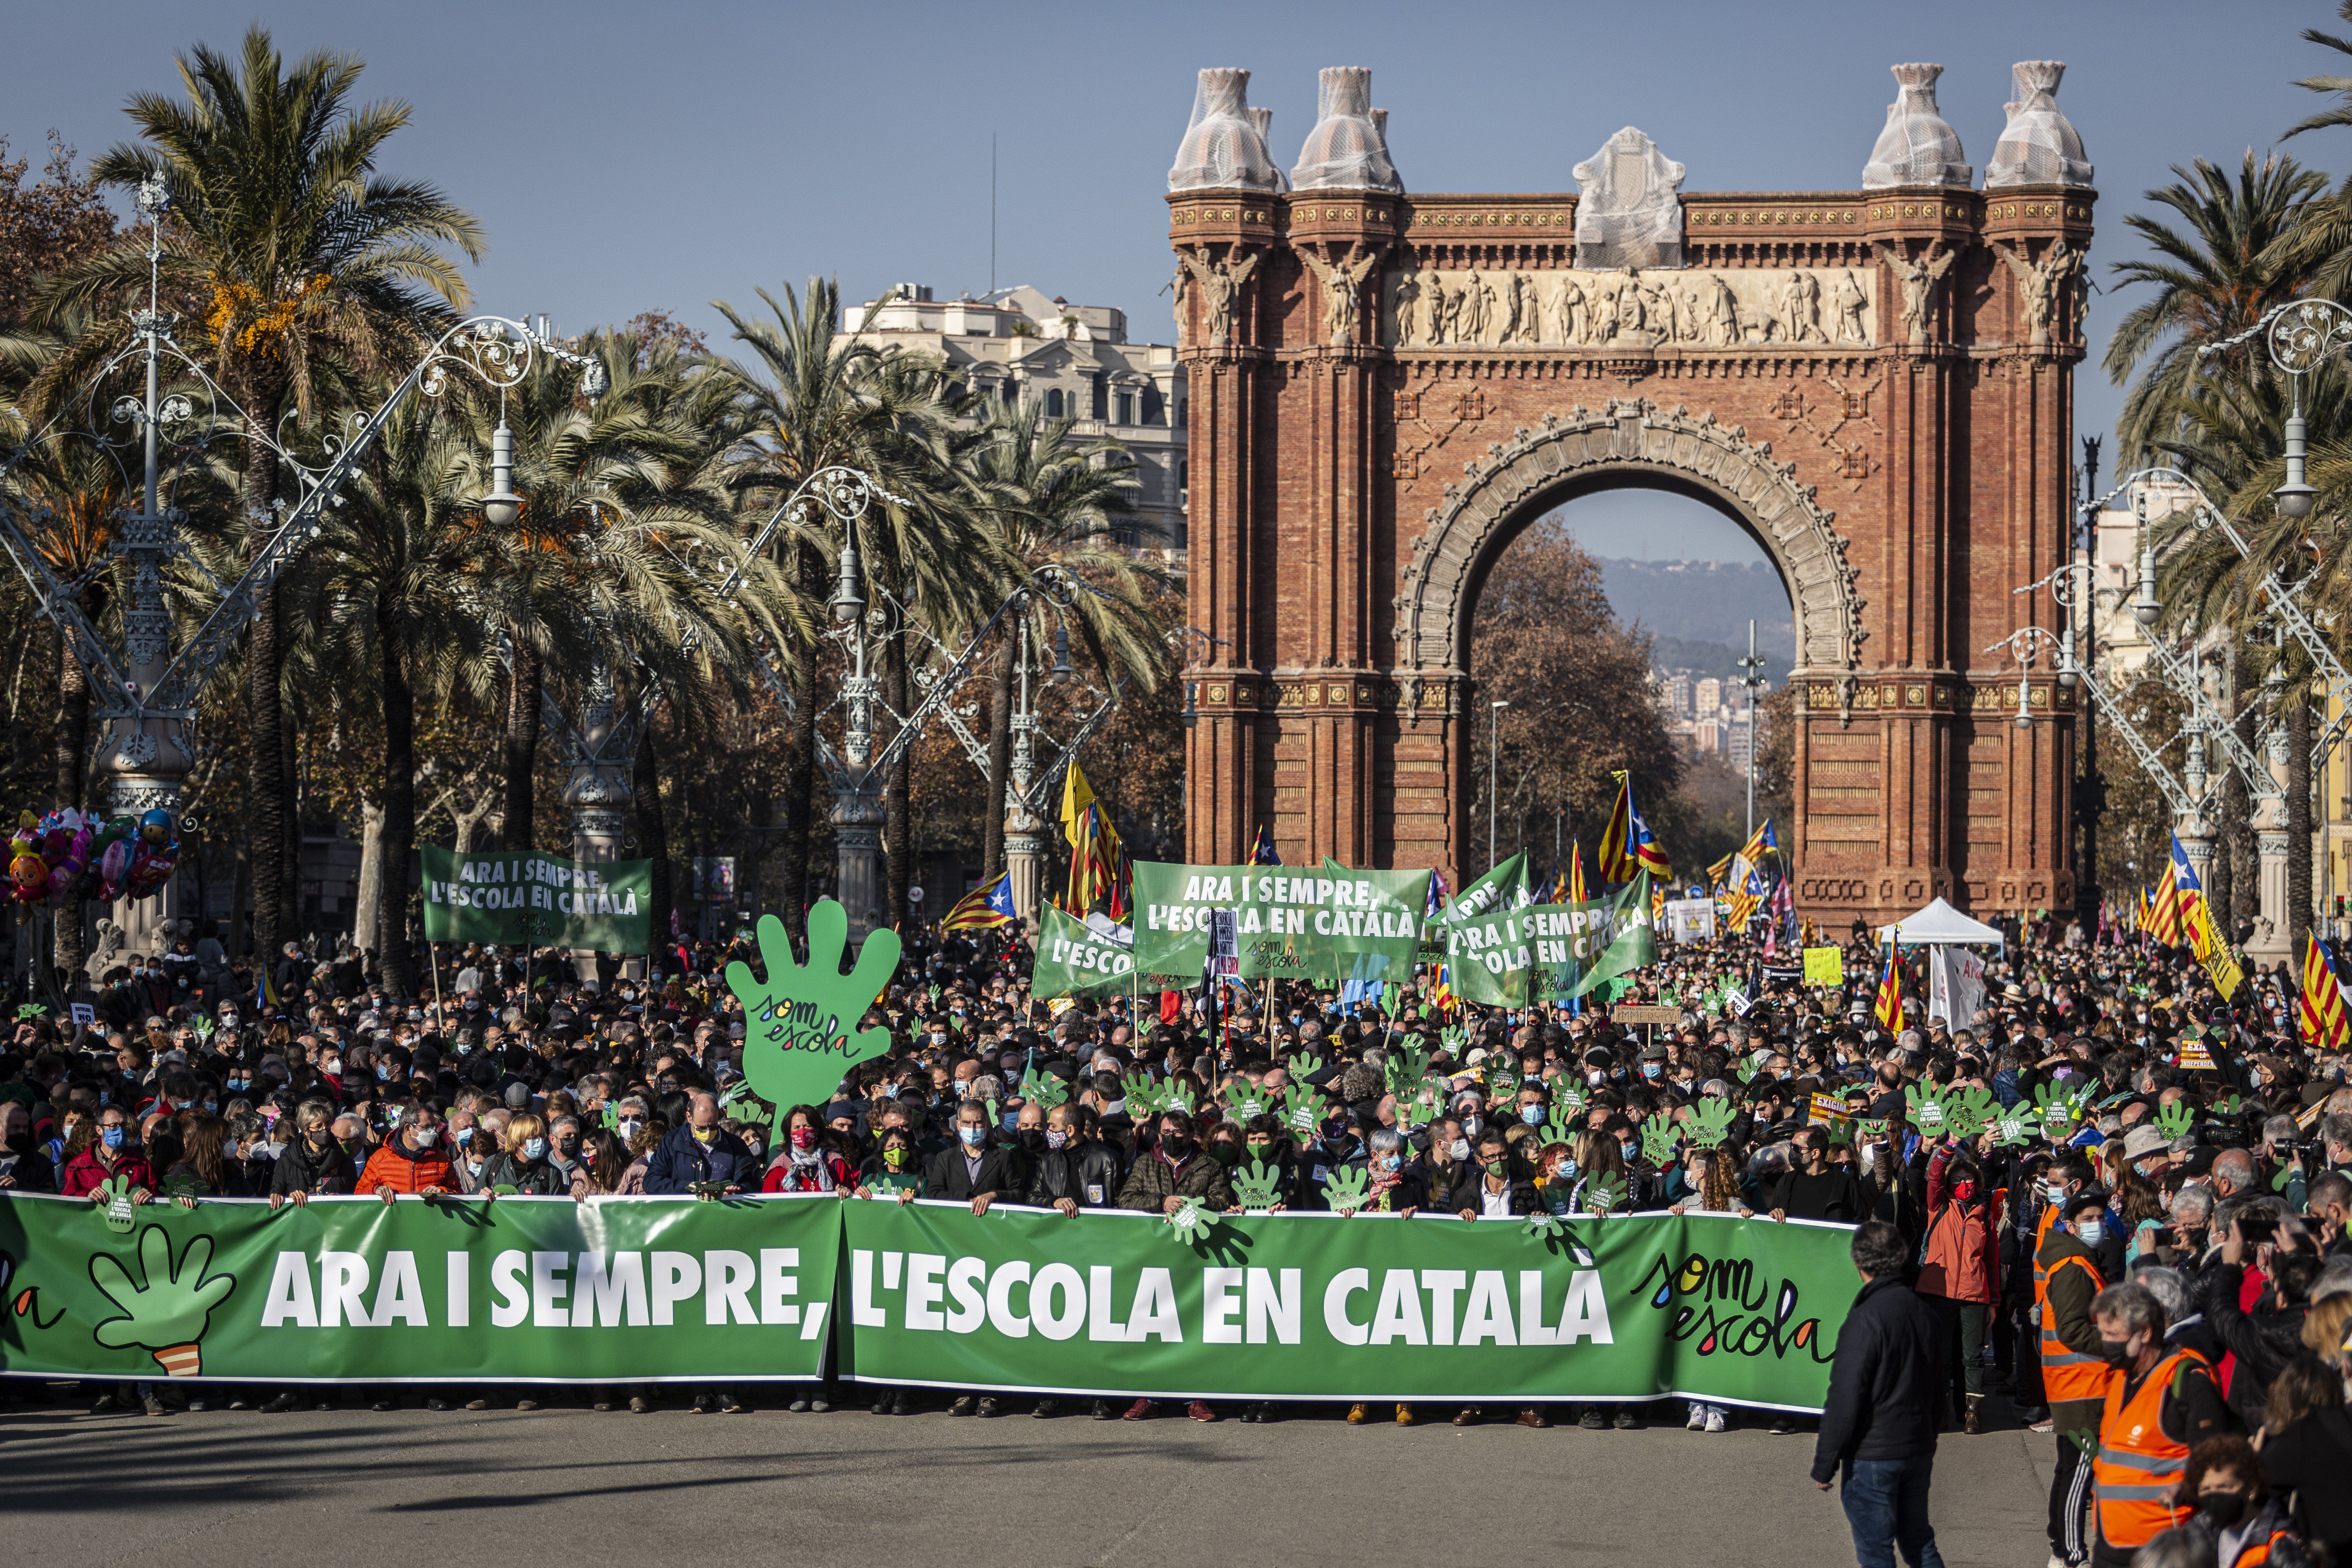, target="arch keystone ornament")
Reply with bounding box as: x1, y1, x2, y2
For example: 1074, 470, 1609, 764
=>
1167, 64, 2094, 924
